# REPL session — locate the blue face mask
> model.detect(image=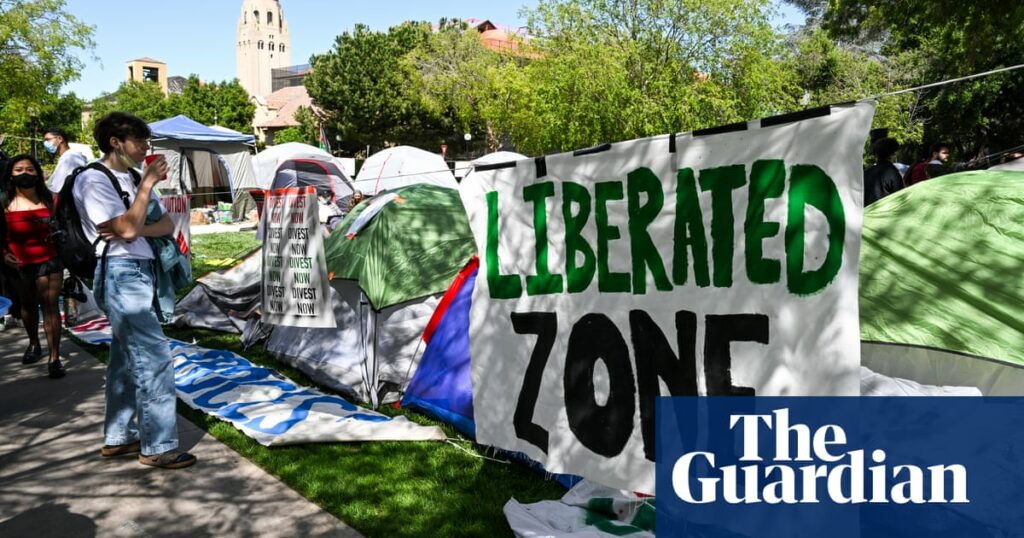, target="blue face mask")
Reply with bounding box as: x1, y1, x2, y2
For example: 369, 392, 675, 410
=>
43, 141, 58, 154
